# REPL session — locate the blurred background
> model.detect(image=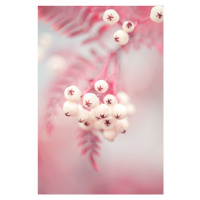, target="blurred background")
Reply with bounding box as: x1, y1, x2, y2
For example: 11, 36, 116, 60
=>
38, 6, 163, 194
